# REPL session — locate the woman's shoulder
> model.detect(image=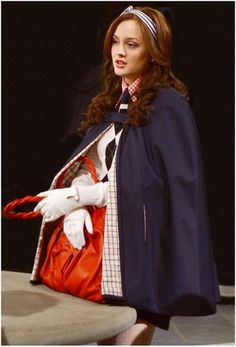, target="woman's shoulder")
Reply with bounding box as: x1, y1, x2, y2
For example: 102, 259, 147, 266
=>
152, 85, 189, 109
147, 85, 194, 128
144, 86, 198, 143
